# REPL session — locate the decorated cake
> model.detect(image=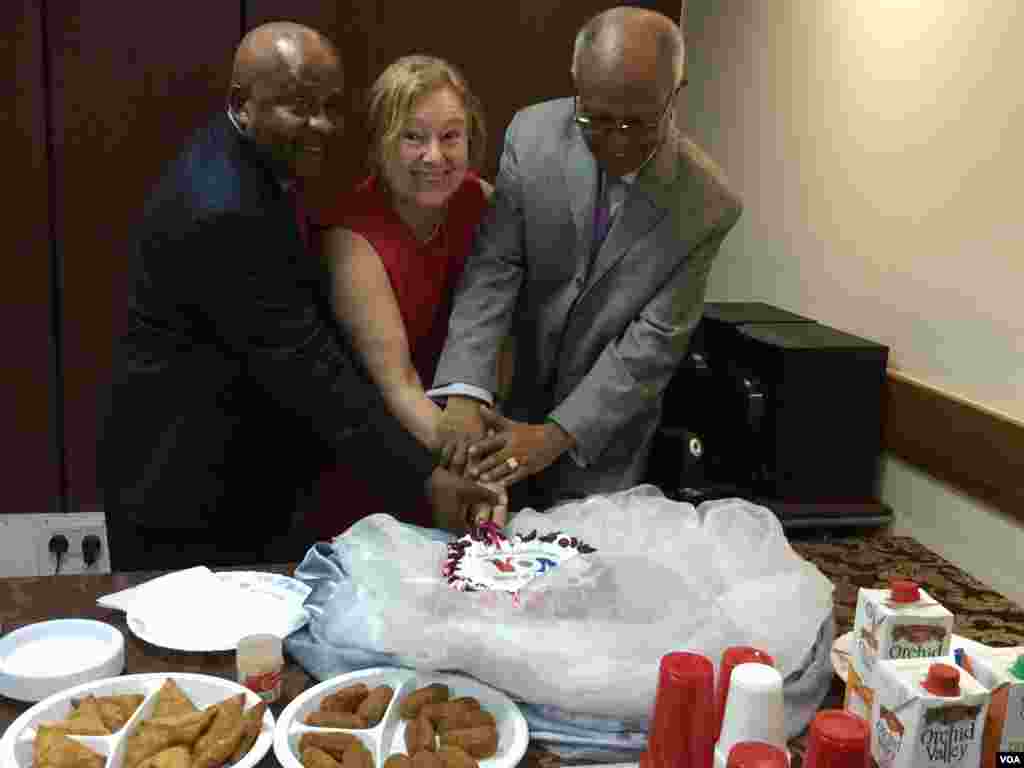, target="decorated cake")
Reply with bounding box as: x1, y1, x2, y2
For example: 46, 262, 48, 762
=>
442, 522, 597, 597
